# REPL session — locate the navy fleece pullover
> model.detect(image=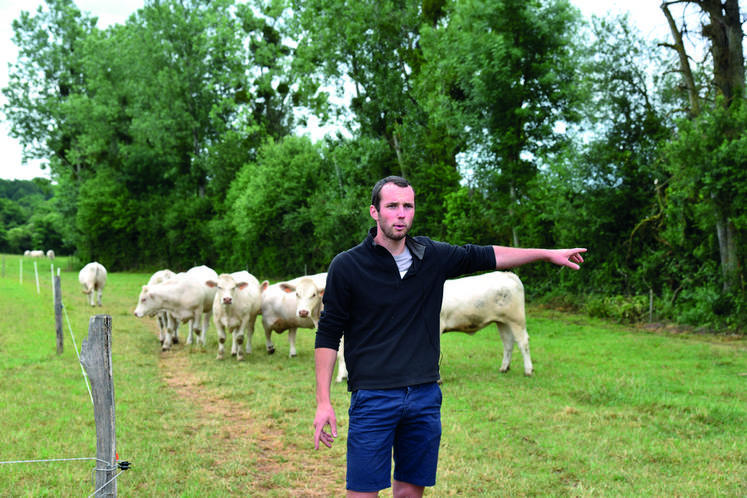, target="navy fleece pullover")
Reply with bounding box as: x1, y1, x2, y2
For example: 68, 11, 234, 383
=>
315, 228, 496, 391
